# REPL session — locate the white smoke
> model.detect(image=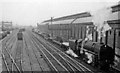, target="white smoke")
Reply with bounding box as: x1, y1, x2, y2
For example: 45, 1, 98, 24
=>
85, 26, 93, 41
66, 47, 78, 57
80, 7, 112, 54
80, 26, 93, 54
85, 52, 93, 64
91, 7, 112, 39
